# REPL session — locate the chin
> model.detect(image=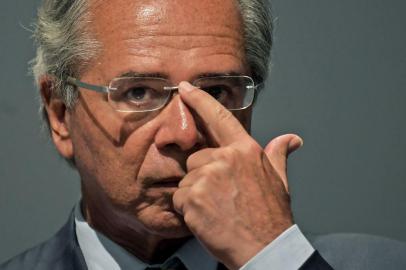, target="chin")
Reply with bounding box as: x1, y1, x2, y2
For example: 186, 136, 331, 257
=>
87, 189, 192, 240
140, 209, 192, 239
